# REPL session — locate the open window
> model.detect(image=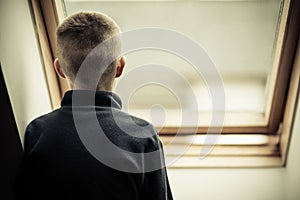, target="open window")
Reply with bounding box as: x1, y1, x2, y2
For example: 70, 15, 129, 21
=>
30, 0, 300, 167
